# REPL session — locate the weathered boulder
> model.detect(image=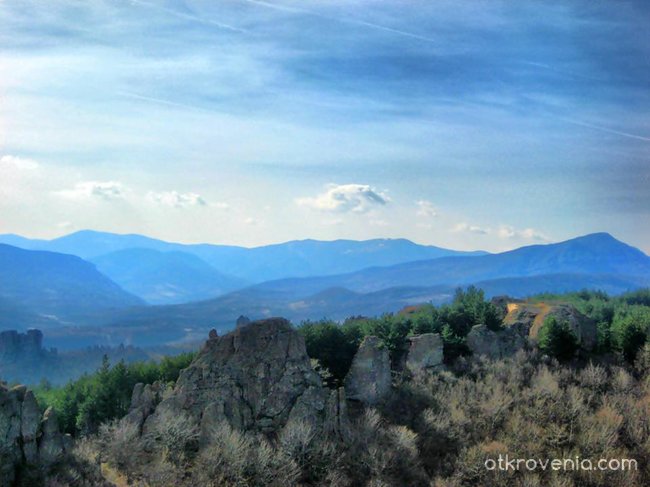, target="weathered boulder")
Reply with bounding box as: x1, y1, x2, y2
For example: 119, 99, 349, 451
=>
405, 333, 444, 374
504, 302, 597, 350
344, 336, 391, 405
0, 382, 68, 485
467, 324, 528, 359
143, 318, 328, 440
39, 407, 65, 465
